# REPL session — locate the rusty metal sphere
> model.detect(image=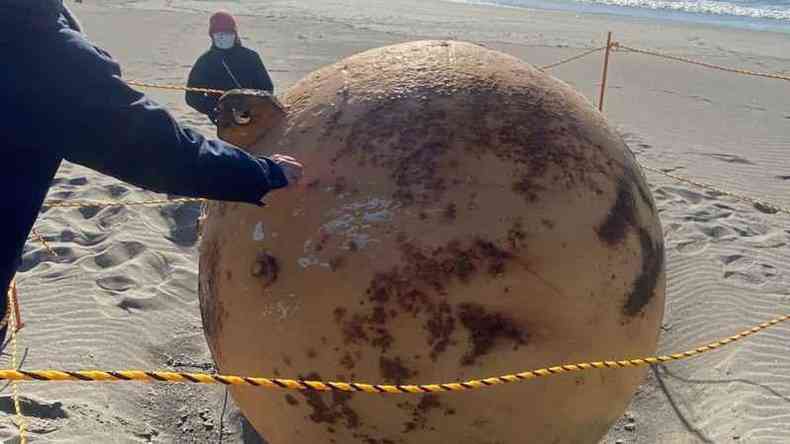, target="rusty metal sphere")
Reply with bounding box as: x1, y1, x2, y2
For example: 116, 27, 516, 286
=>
199, 40, 665, 444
